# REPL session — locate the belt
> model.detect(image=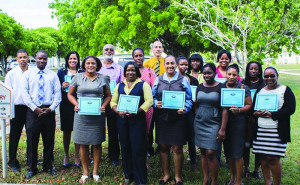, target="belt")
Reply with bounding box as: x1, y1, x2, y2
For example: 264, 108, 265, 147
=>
38, 105, 51, 109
